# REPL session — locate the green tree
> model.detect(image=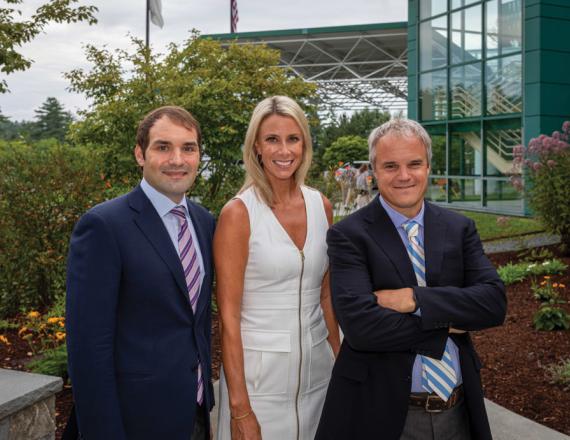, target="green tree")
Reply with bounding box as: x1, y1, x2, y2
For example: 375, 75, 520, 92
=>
65, 34, 317, 213
315, 108, 390, 156
32, 97, 72, 141
0, 0, 97, 93
322, 135, 369, 166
